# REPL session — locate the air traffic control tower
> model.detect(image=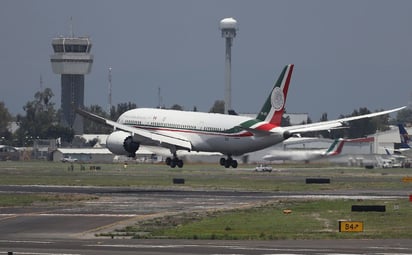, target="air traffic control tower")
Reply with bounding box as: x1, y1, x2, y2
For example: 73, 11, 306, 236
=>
50, 36, 93, 134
